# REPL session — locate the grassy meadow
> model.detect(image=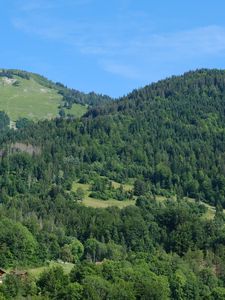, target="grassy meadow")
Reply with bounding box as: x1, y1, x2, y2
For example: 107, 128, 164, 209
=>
0, 75, 87, 121
72, 181, 135, 208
